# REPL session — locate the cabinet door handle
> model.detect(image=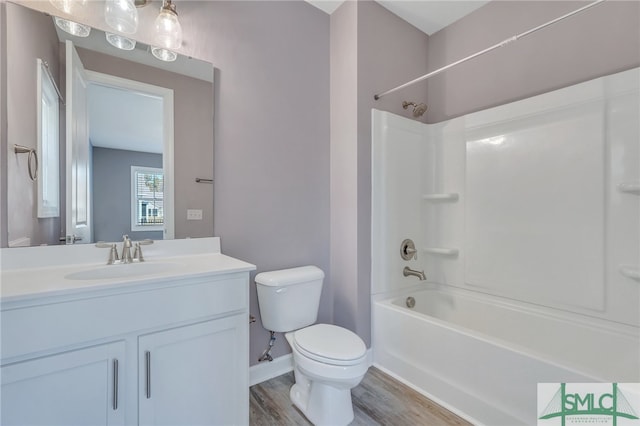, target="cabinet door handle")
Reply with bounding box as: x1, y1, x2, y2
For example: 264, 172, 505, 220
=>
145, 351, 151, 399
113, 359, 119, 411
